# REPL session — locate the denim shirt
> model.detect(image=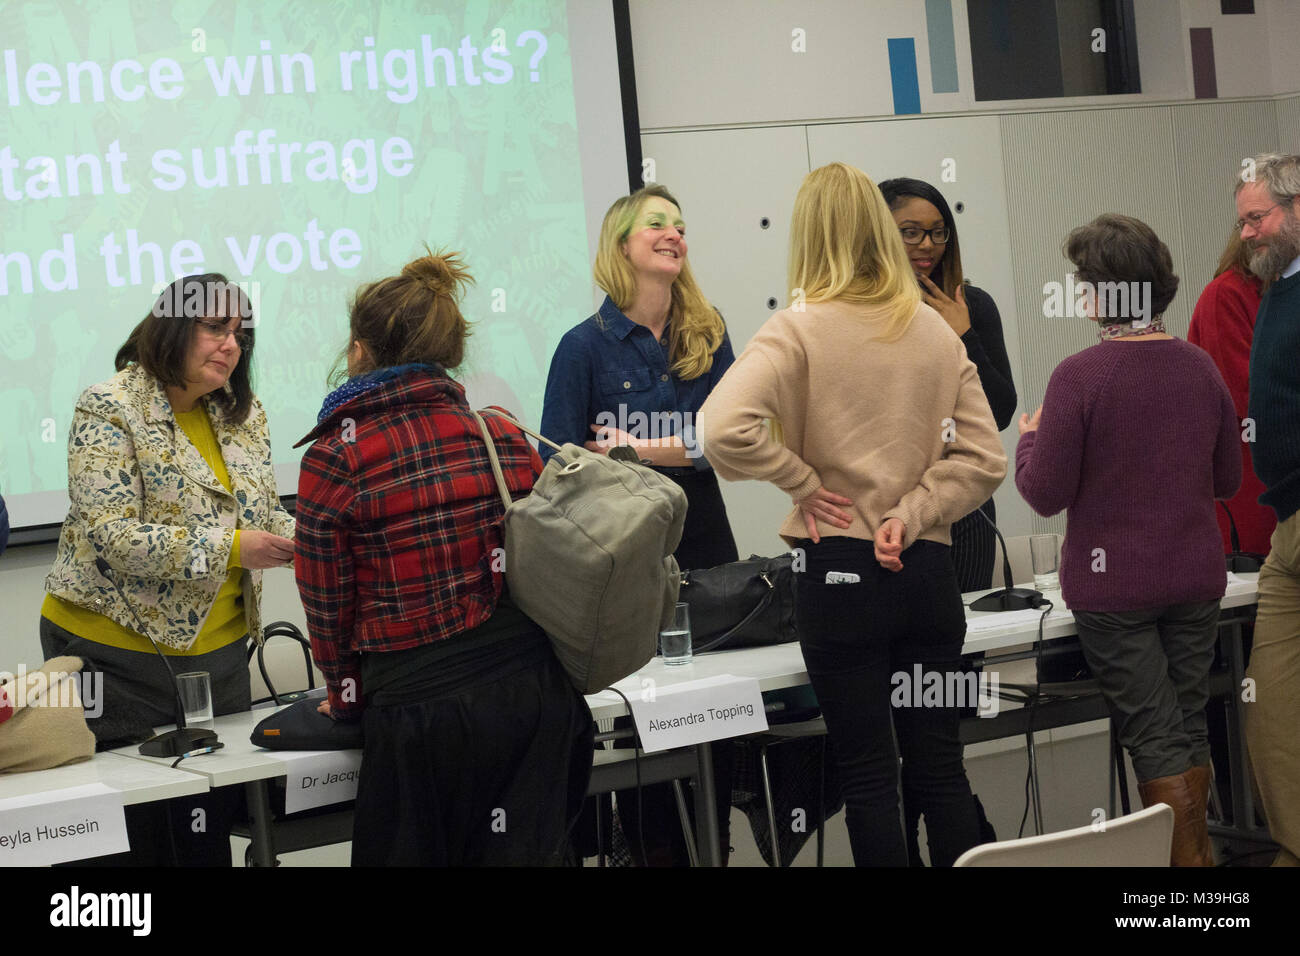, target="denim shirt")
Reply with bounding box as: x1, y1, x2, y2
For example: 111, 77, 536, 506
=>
539, 296, 735, 474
